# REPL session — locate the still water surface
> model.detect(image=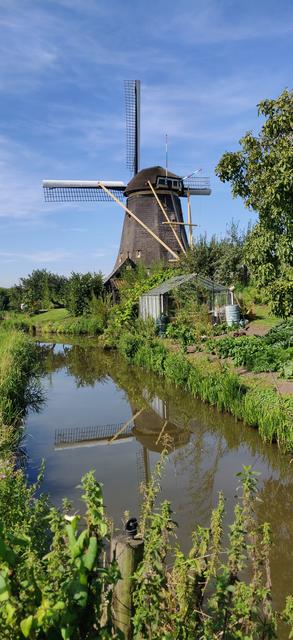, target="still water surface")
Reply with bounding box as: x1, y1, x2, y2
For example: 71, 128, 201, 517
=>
25, 339, 293, 627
